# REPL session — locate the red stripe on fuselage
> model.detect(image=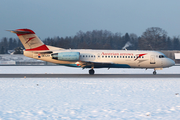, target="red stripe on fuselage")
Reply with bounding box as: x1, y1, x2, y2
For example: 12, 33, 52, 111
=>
25, 44, 49, 51
134, 53, 147, 61
138, 53, 147, 57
